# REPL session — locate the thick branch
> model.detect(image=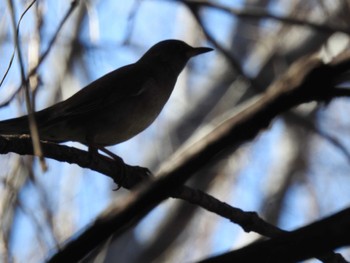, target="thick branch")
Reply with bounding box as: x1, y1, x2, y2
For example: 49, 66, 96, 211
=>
0, 137, 149, 189
46, 52, 350, 262
198, 208, 350, 263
